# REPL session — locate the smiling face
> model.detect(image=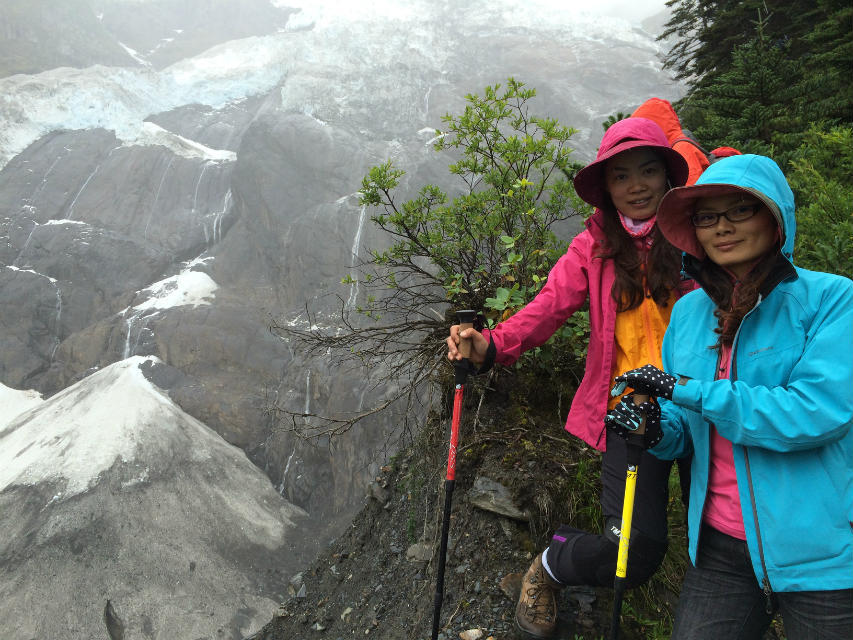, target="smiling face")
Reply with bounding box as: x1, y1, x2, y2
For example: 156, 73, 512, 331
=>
604, 147, 668, 221
694, 192, 779, 279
